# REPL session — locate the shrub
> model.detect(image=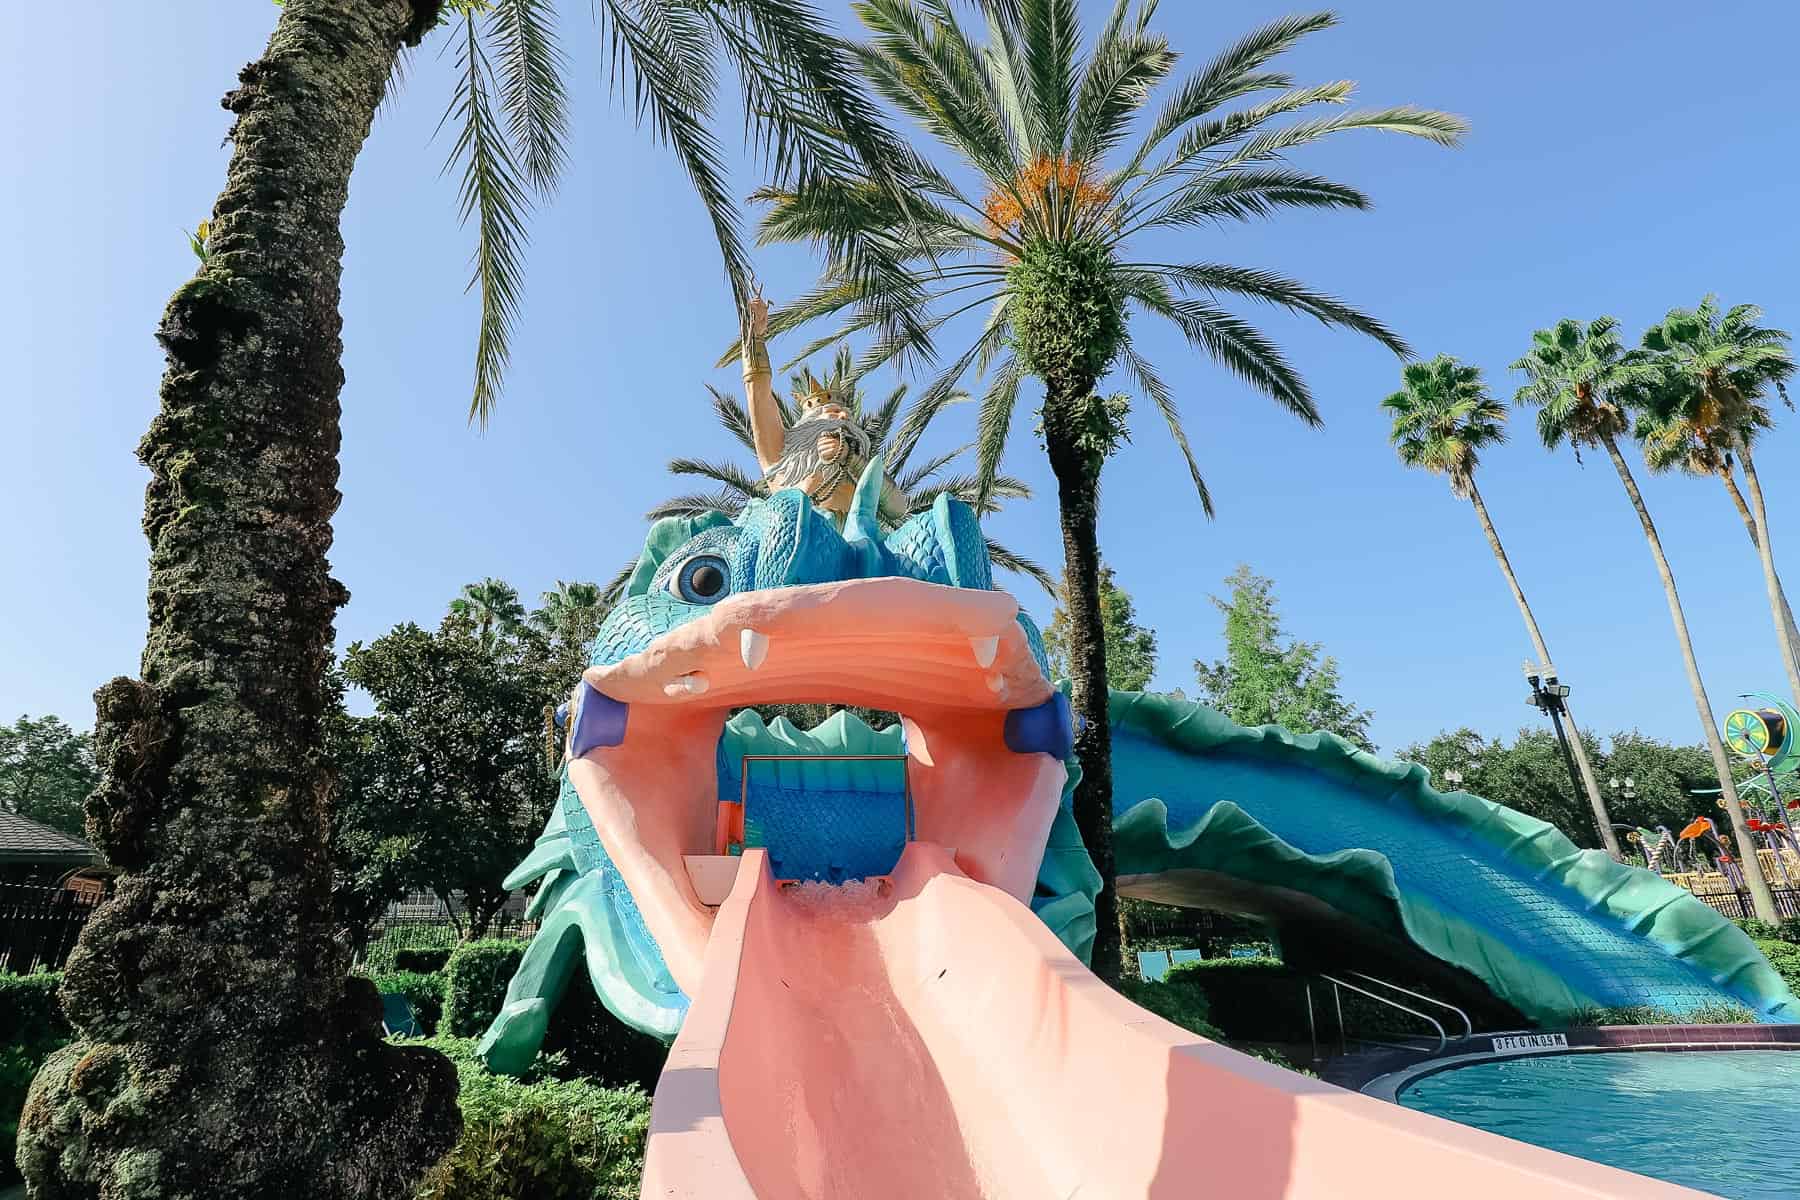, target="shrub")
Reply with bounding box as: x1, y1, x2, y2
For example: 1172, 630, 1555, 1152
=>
1754, 938, 1800, 993
543, 975, 670, 1093
1734, 917, 1800, 946
395, 947, 455, 974
0, 973, 72, 1186
375, 970, 448, 1035
1161, 958, 1437, 1042
442, 939, 528, 1037
363, 923, 462, 976
1116, 978, 1222, 1040
412, 1037, 651, 1200
1684, 1001, 1758, 1024
1568, 1005, 1682, 1026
